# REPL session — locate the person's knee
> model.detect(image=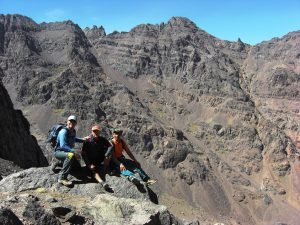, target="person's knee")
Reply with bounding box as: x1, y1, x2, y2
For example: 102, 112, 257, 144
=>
67, 152, 74, 160
104, 158, 111, 165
